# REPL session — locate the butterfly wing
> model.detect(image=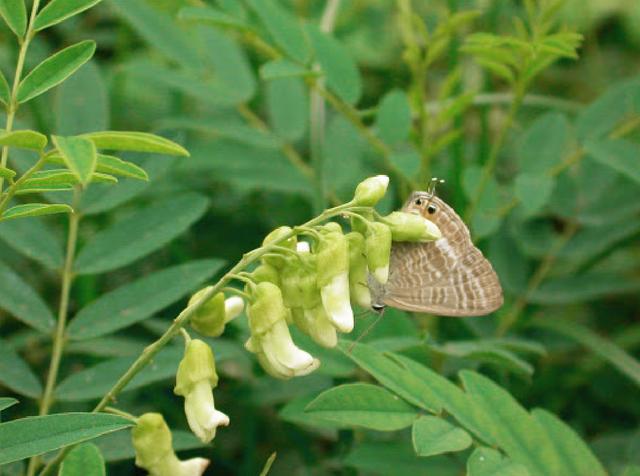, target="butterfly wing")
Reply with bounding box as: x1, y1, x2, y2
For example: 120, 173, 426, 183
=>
383, 195, 503, 316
